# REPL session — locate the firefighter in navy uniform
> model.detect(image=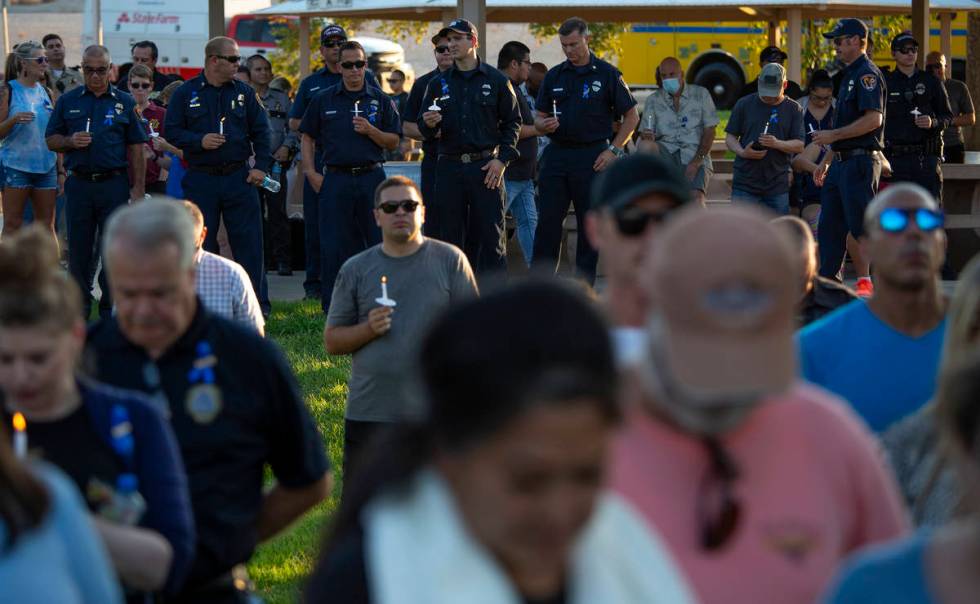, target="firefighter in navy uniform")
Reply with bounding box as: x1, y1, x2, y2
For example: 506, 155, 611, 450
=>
883, 32, 952, 203
418, 18, 520, 275
811, 19, 885, 294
